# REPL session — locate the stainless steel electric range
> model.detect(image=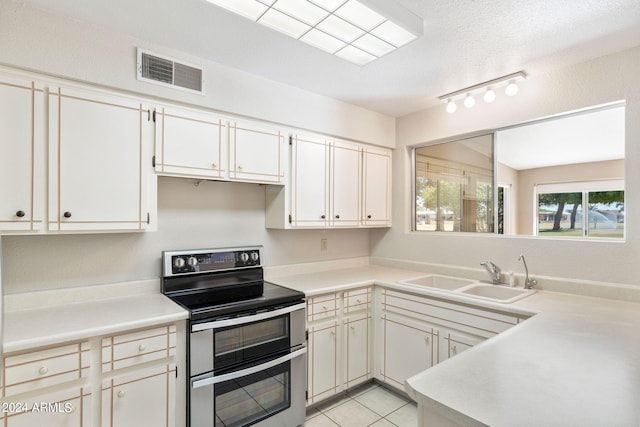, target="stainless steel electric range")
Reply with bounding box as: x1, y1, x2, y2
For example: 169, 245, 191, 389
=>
161, 246, 306, 427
